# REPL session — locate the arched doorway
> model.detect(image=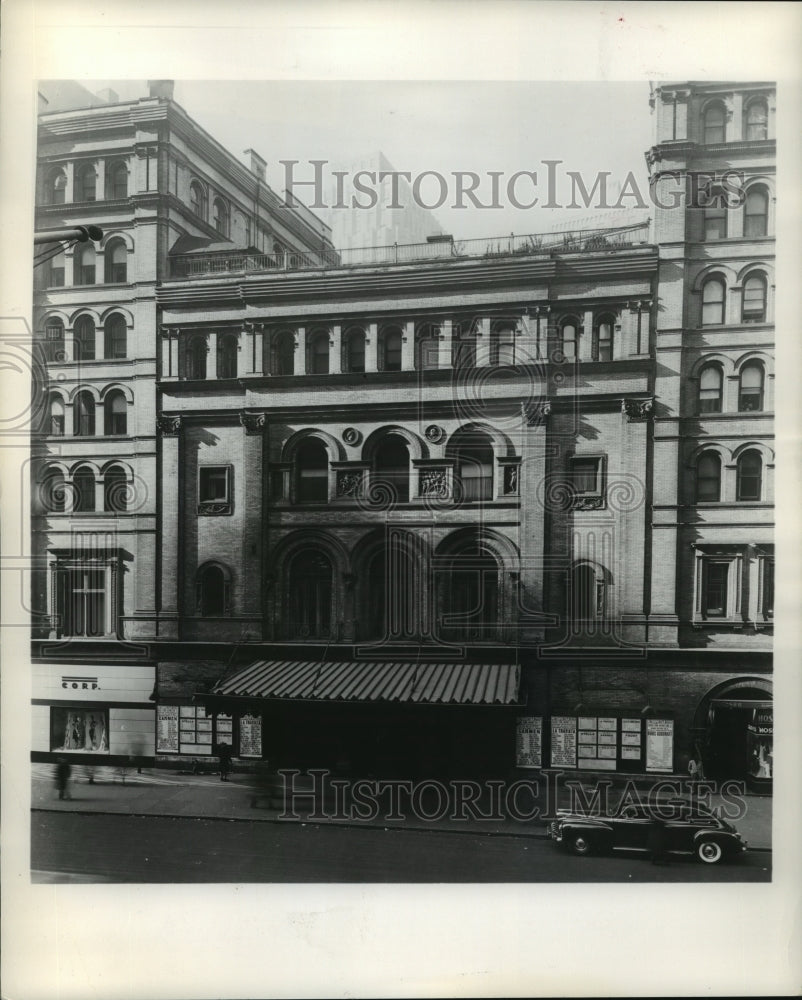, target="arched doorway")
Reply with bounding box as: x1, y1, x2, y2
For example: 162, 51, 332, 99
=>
694, 680, 773, 789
